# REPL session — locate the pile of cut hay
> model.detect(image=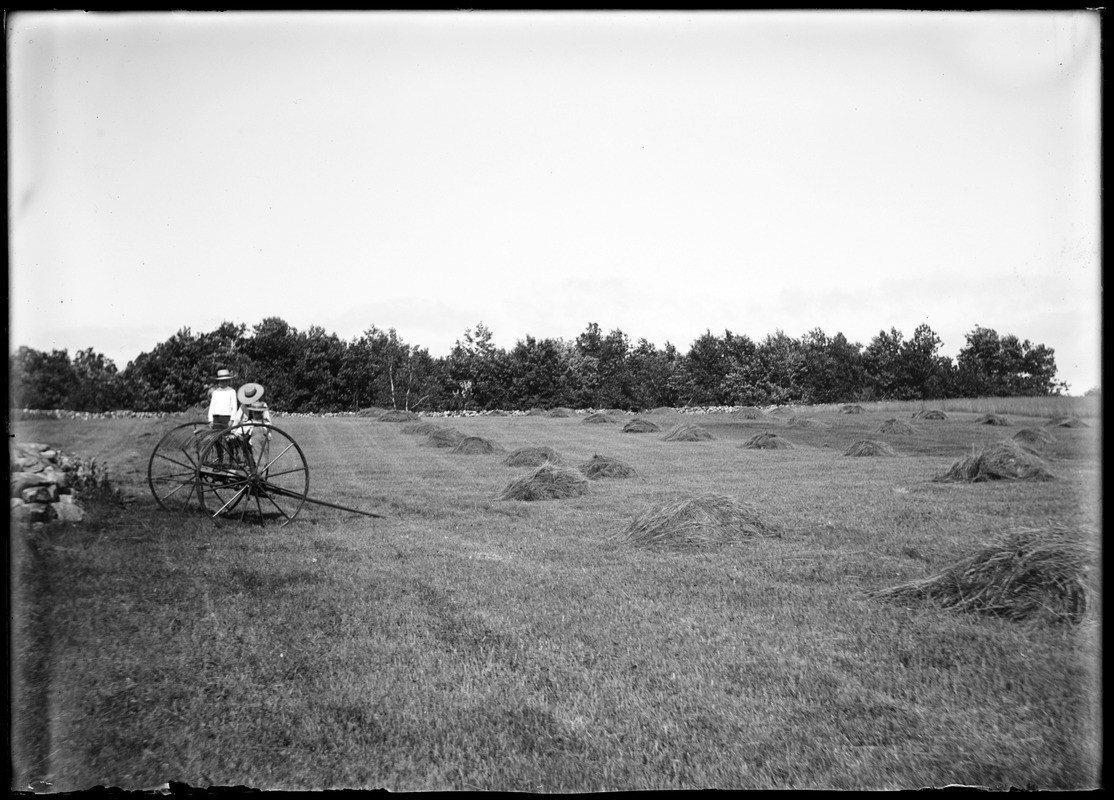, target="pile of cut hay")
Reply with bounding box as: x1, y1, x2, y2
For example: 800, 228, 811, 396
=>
648, 407, 675, 415
731, 406, 766, 420
503, 446, 565, 467
622, 418, 660, 433
356, 407, 389, 418
582, 413, 616, 424
496, 463, 589, 501
379, 409, 420, 422
787, 416, 826, 429
840, 404, 865, 414
869, 524, 1096, 624
525, 408, 548, 417
912, 409, 949, 421
578, 454, 636, 479
934, 439, 1055, 483
1046, 416, 1088, 428
662, 423, 714, 441
843, 439, 896, 457
420, 428, 467, 448
546, 407, 575, 418
768, 406, 795, 415
613, 493, 779, 549
402, 421, 443, 436
876, 418, 917, 435
741, 432, 793, 450
452, 436, 505, 455
975, 413, 1010, 426
1013, 427, 1055, 447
